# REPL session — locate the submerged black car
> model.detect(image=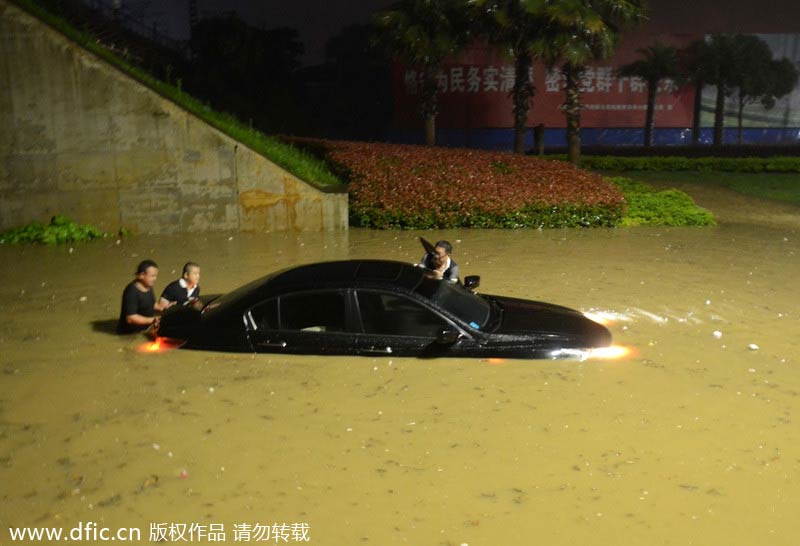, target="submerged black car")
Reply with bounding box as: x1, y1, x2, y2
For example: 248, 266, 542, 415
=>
156, 260, 611, 359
